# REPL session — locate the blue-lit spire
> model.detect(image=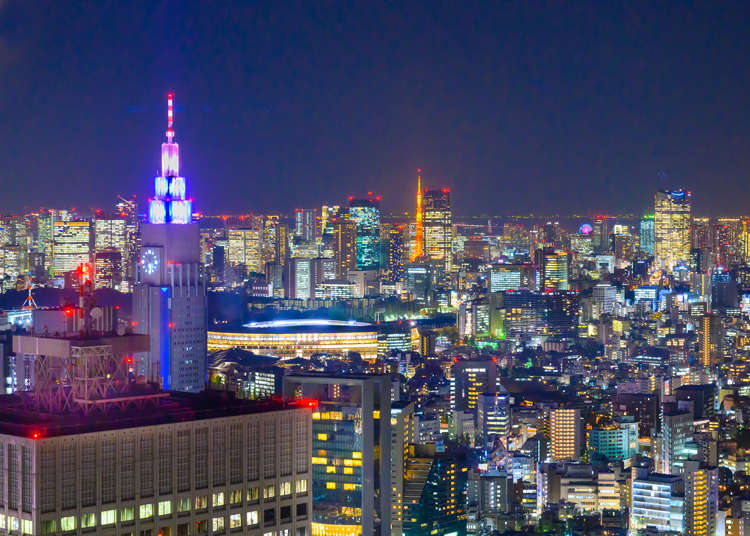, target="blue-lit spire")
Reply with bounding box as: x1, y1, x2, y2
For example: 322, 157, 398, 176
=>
148, 92, 193, 224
